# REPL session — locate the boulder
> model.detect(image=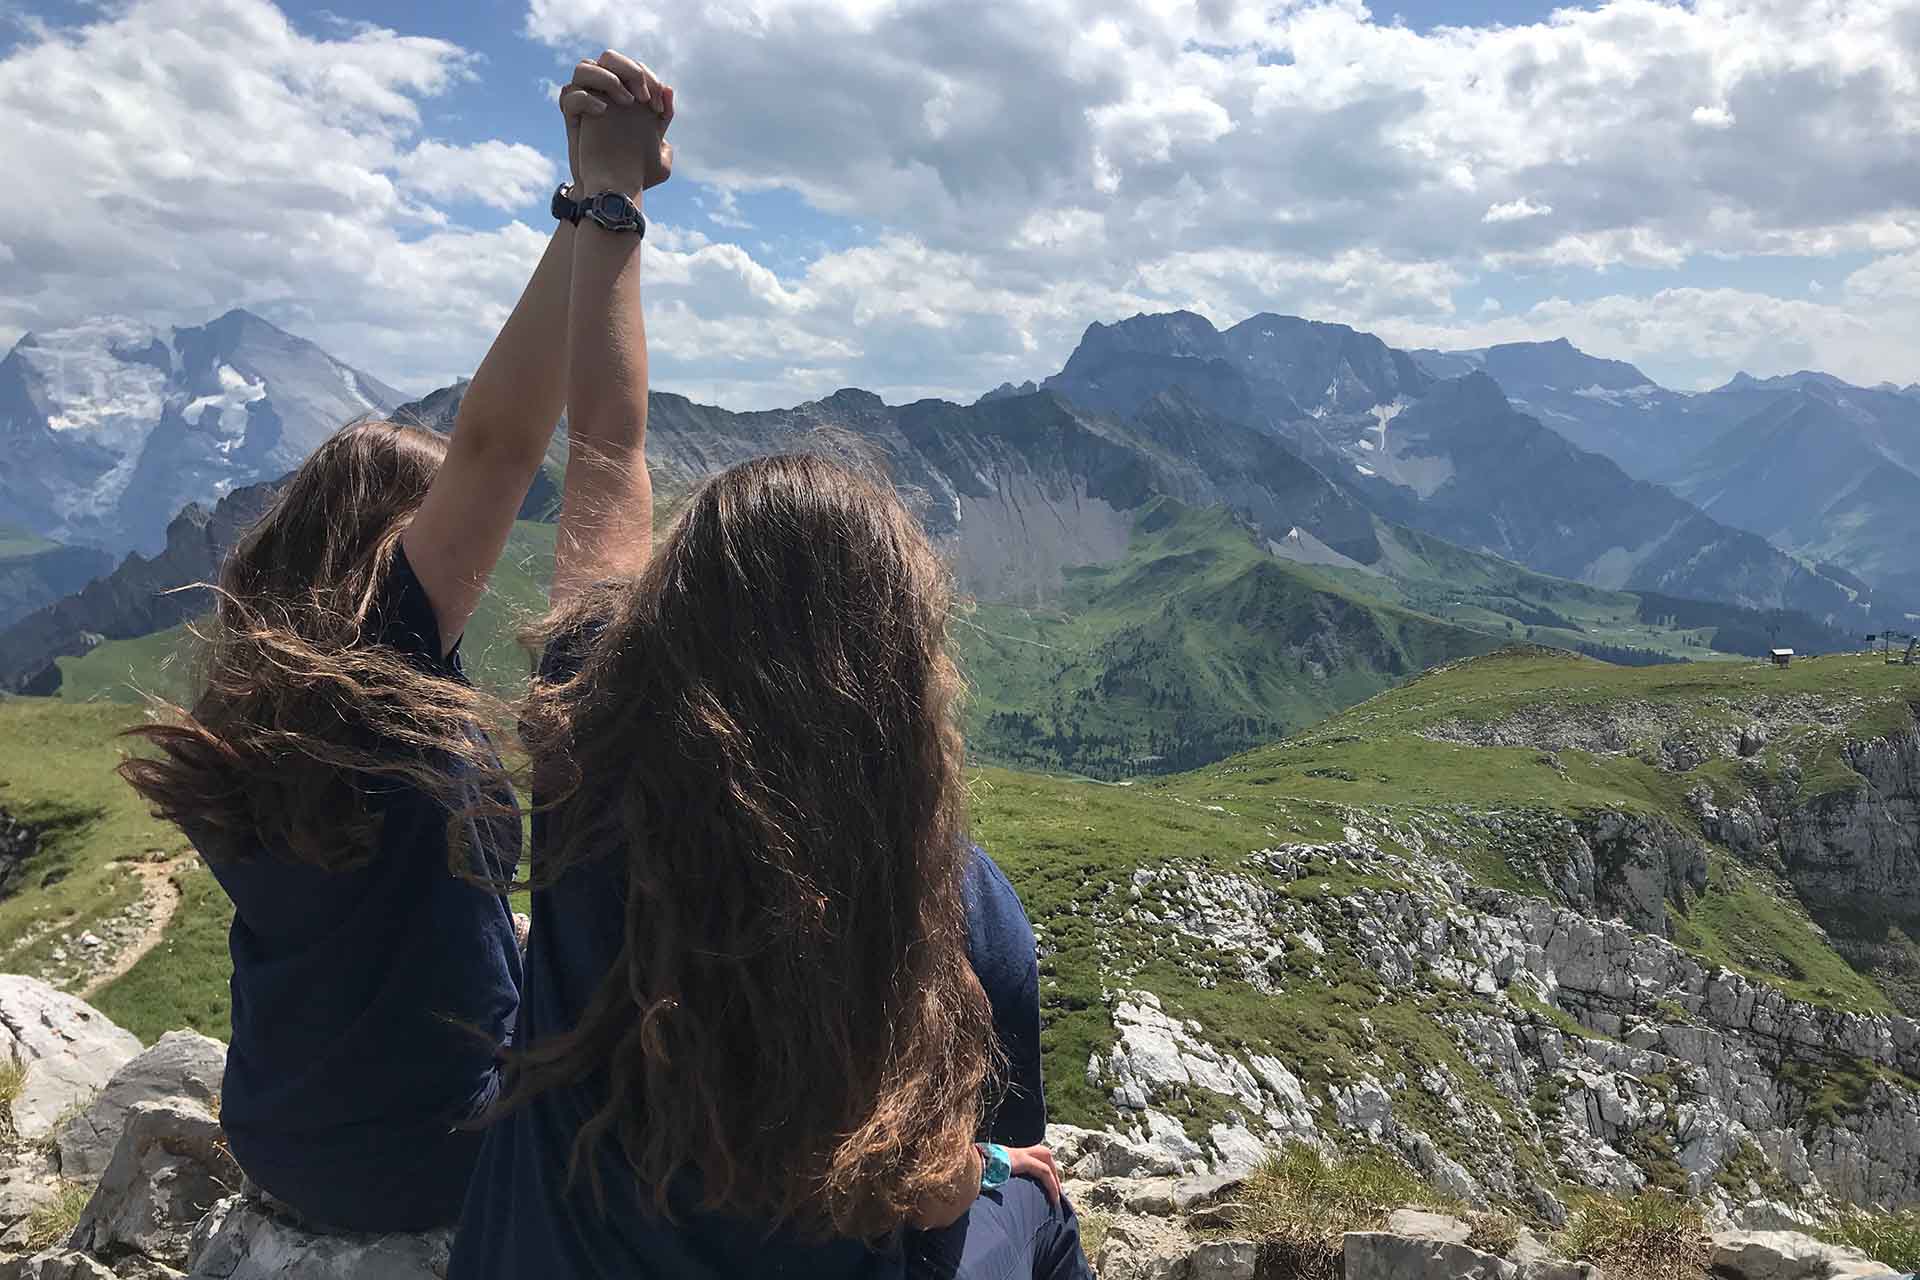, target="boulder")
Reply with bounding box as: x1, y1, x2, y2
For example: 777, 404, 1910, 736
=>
1384, 1209, 1472, 1244
1707, 1229, 1889, 1279
0, 1251, 117, 1280
1344, 1228, 1518, 1280
1090, 1214, 1196, 1280
1512, 1226, 1602, 1280
185, 1195, 450, 1280
1170, 1172, 1244, 1213
0, 977, 142, 1139
57, 1034, 225, 1182
1185, 1240, 1257, 1280
68, 1101, 240, 1269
